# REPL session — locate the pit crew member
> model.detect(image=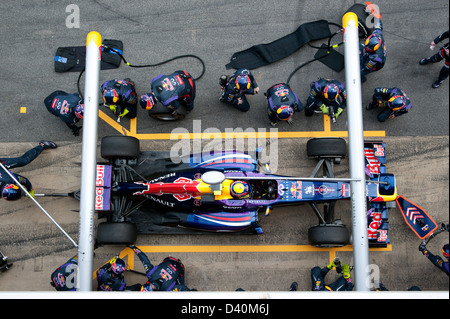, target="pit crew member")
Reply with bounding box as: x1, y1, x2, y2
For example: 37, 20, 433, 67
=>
419, 30, 449, 88
219, 68, 259, 112
310, 258, 353, 291
44, 90, 84, 136
50, 255, 78, 291
96, 255, 127, 291
127, 245, 190, 291
265, 82, 303, 126
101, 78, 138, 121
360, 17, 386, 83
419, 243, 449, 276
366, 87, 411, 122
140, 70, 196, 116
304, 78, 346, 120
1, 140, 57, 170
